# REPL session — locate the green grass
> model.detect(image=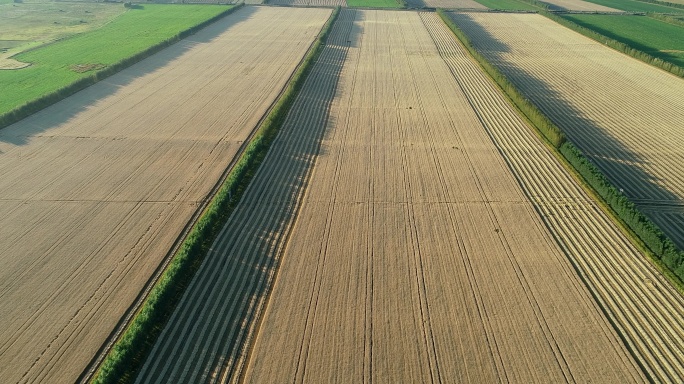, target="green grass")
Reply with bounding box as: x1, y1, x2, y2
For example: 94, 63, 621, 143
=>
347, 0, 404, 8
0, 4, 231, 118
92, 7, 341, 383
562, 14, 684, 67
472, 0, 540, 10
584, 0, 684, 13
